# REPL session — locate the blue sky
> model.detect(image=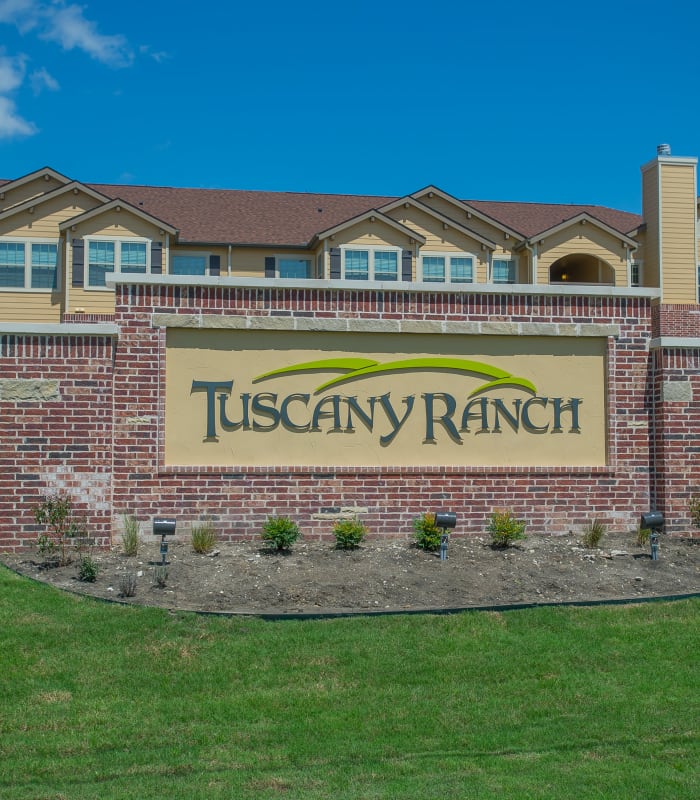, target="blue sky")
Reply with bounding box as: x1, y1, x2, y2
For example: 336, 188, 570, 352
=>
0, 0, 697, 212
